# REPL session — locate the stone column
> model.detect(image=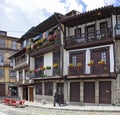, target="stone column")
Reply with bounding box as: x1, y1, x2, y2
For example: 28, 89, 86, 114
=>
16, 71, 19, 82
64, 81, 68, 104
80, 81, 84, 103
67, 82, 70, 103
22, 69, 25, 84
95, 80, 99, 105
